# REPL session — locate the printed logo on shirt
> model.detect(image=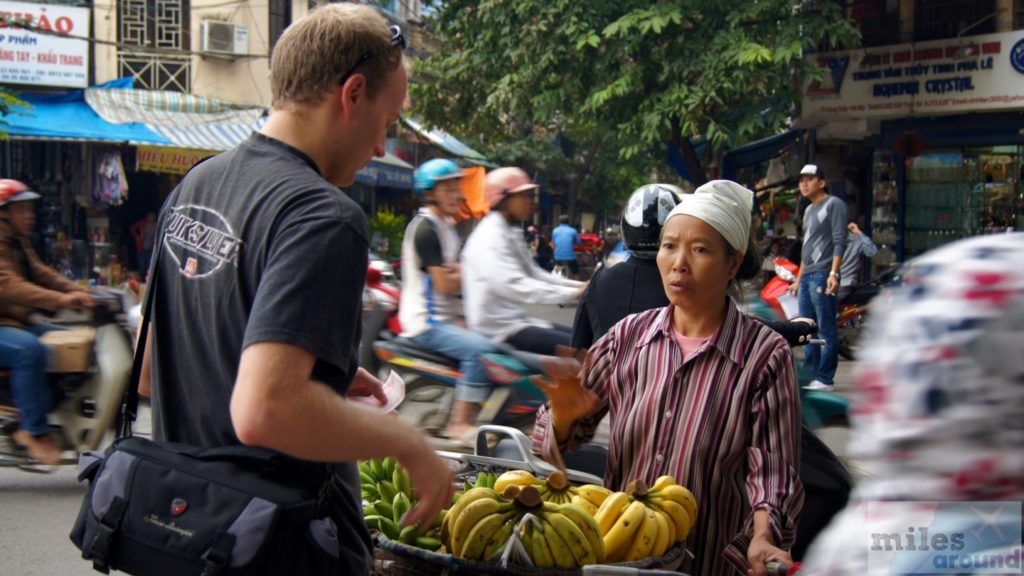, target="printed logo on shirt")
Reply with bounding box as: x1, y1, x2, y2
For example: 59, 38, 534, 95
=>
163, 205, 243, 279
